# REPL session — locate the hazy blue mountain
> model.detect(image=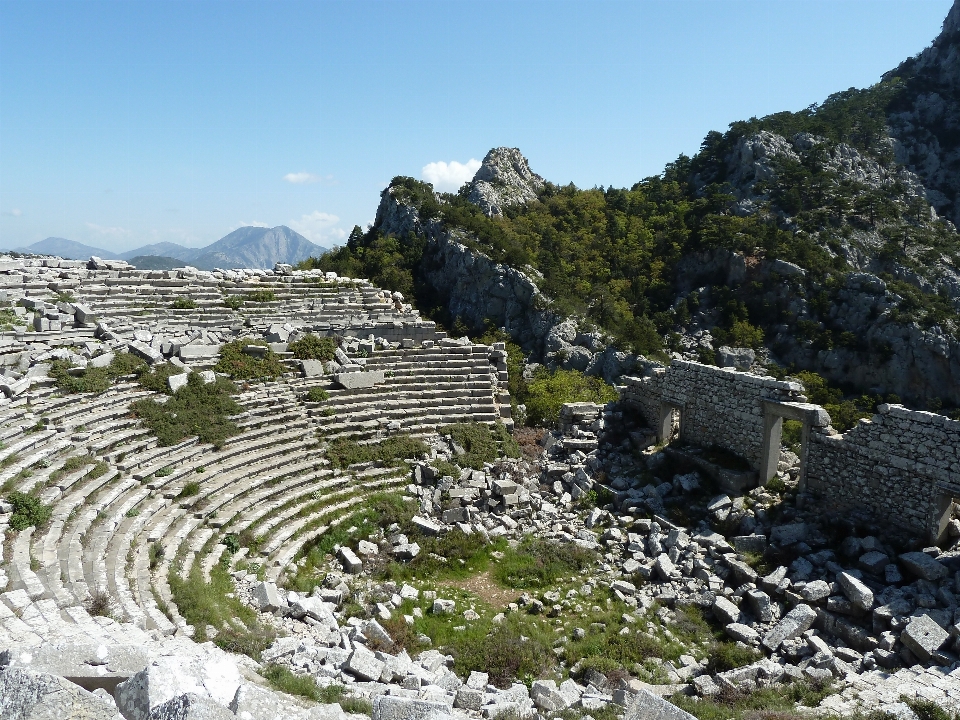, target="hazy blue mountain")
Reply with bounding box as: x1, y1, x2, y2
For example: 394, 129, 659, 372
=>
118, 242, 199, 262
8, 237, 118, 259
190, 226, 326, 270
